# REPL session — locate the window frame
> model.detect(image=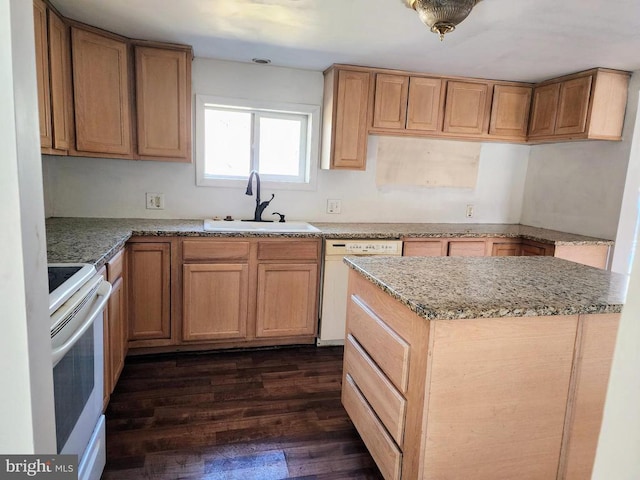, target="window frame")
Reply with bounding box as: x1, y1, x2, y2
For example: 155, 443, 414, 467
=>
195, 95, 320, 191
